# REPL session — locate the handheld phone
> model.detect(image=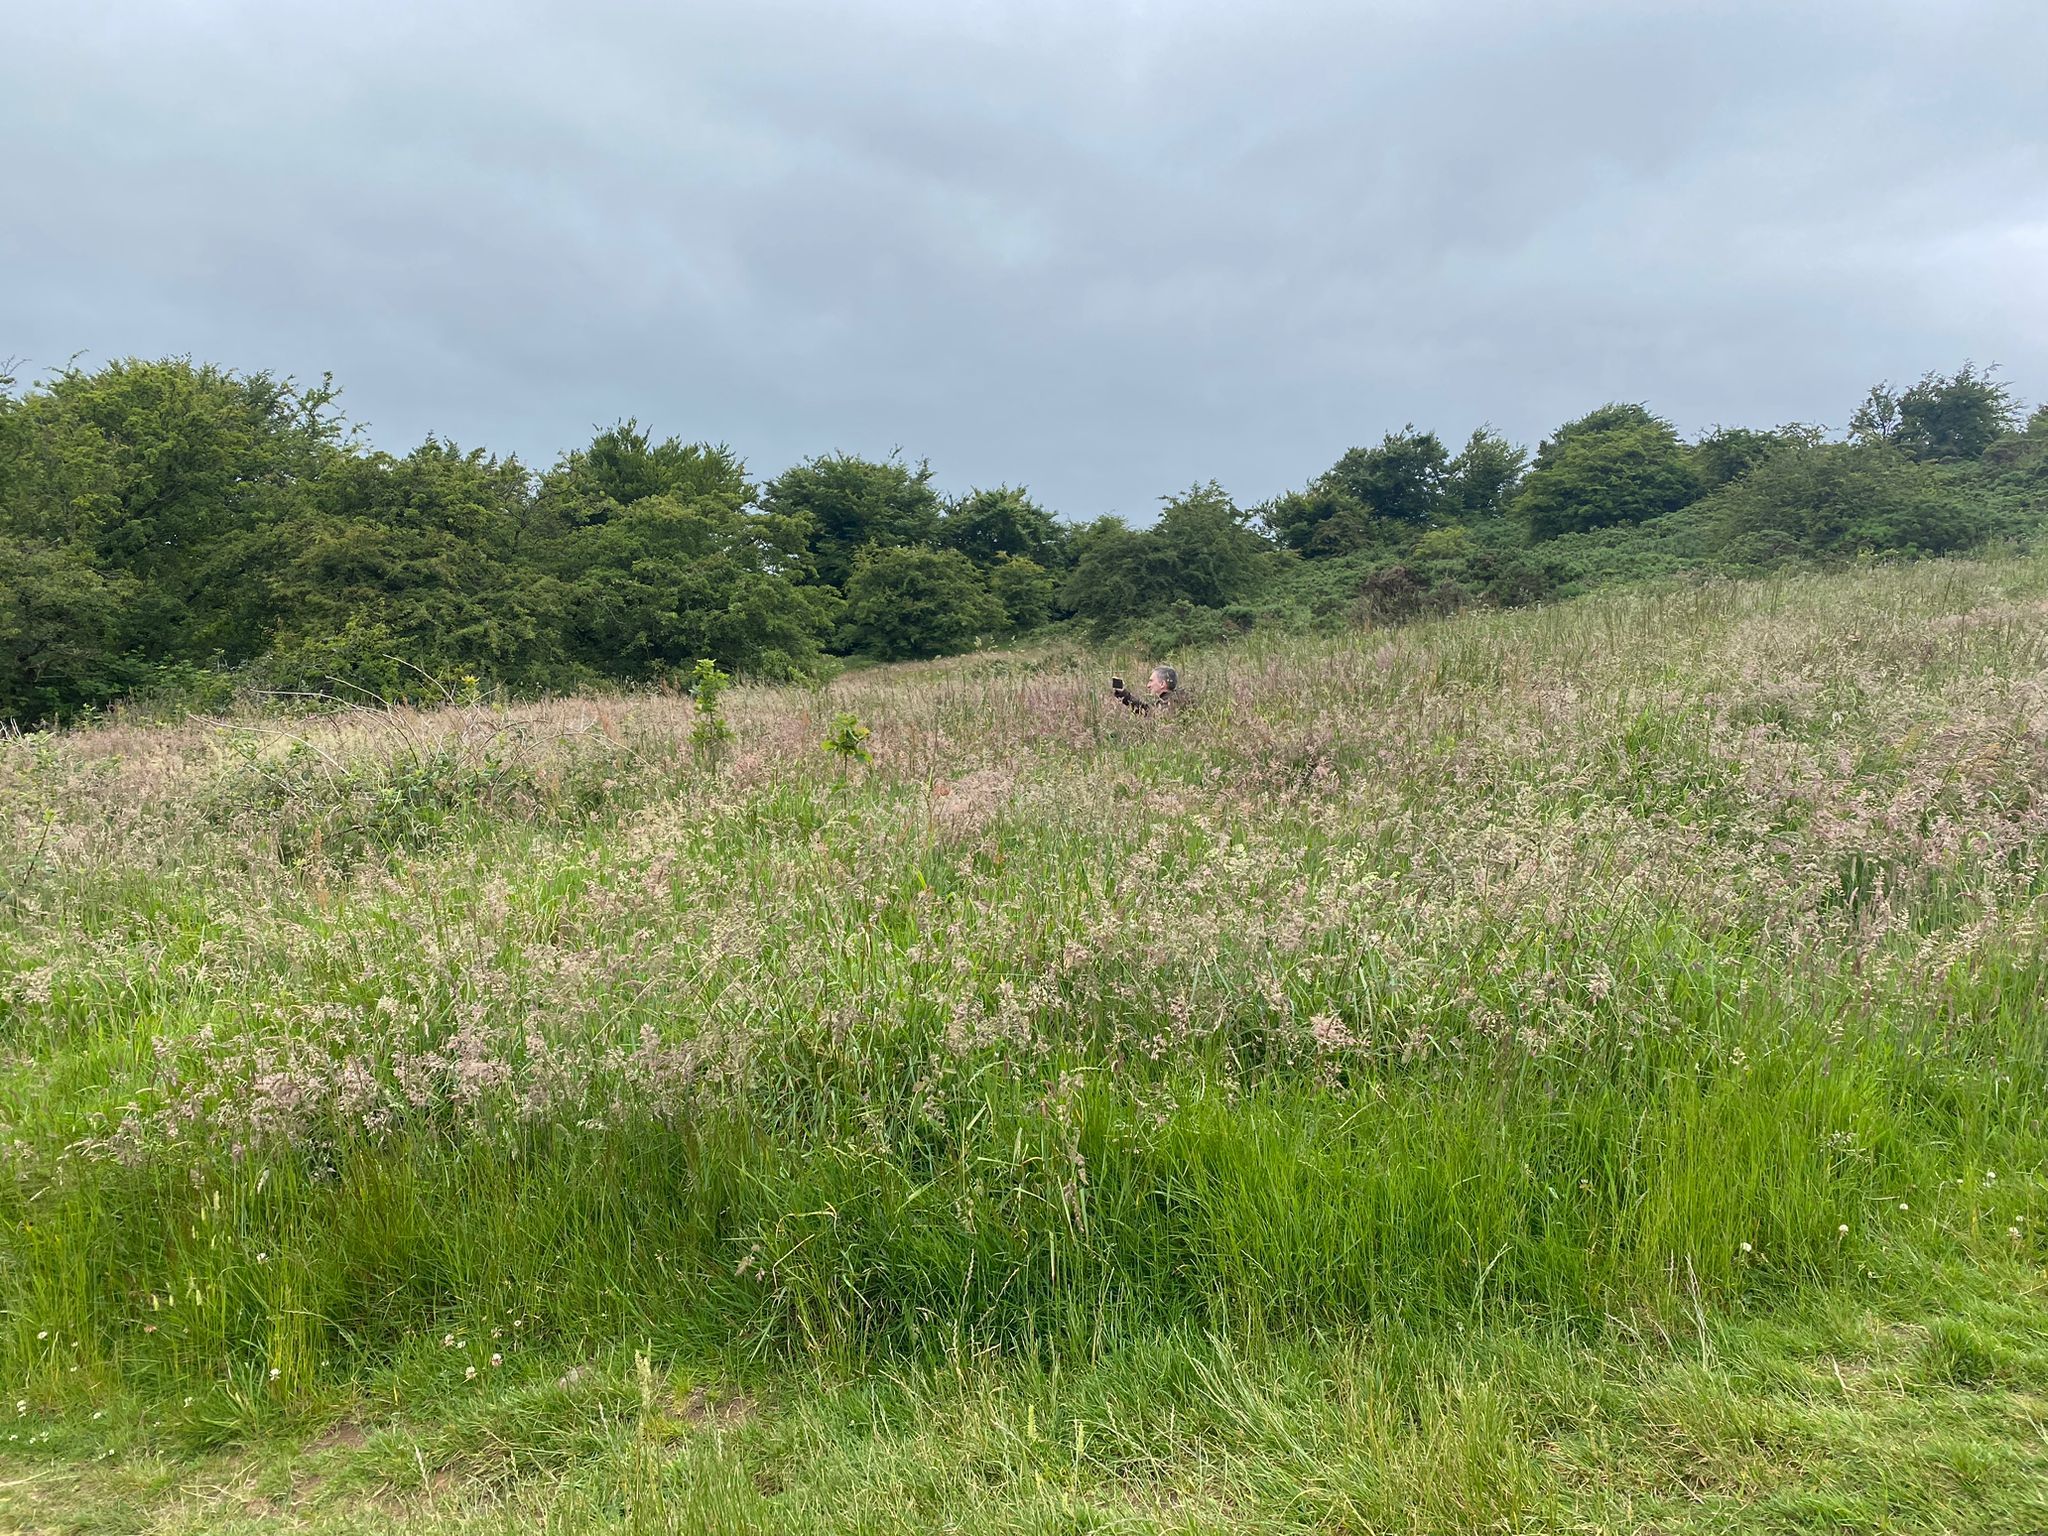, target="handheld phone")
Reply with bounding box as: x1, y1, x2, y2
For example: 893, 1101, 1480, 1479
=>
1111, 675, 1126, 692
